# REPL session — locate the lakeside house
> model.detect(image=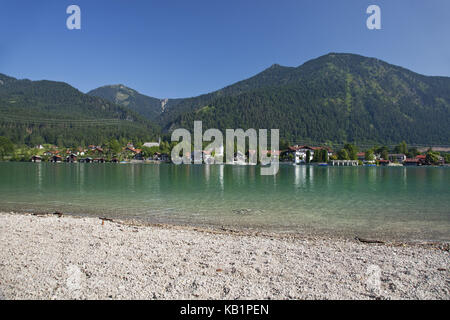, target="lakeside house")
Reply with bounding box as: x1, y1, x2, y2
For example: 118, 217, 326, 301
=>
404, 158, 420, 166
66, 154, 77, 163
31, 155, 42, 163
94, 147, 104, 154
357, 152, 366, 161
79, 157, 104, 163
125, 146, 141, 154
50, 155, 63, 163
133, 152, 144, 161
357, 152, 378, 164
127, 148, 143, 161
403, 155, 428, 166
203, 150, 214, 164
153, 152, 169, 162
201, 146, 224, 164
388, 154, 407, 163
379, 154, 438, 166
288, 145, 333, 164
87, 145, 104, 154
